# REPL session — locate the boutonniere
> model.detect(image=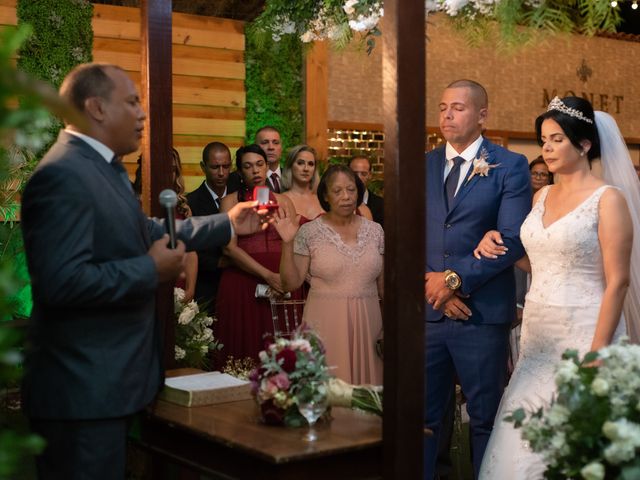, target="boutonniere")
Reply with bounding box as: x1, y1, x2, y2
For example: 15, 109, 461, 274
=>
466, 147, 499, 184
